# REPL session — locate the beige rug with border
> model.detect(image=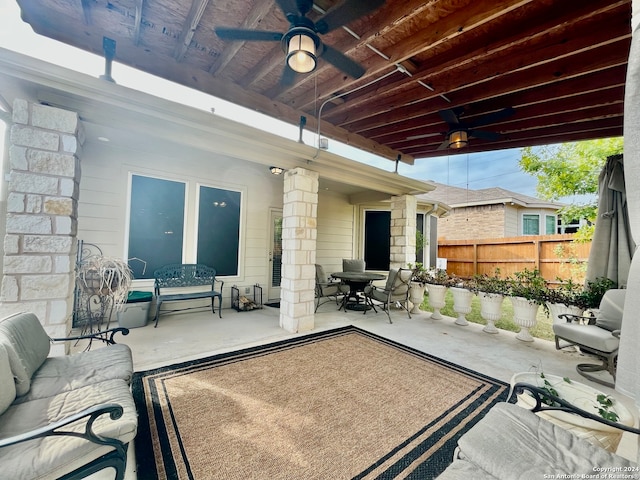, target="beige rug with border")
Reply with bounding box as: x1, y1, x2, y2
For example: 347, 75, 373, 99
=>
132, 326, 509, 479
